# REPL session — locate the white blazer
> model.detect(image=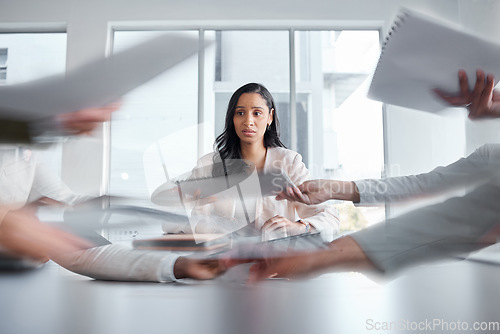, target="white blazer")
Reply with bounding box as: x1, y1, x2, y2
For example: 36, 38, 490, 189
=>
190, 147, 340, 240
